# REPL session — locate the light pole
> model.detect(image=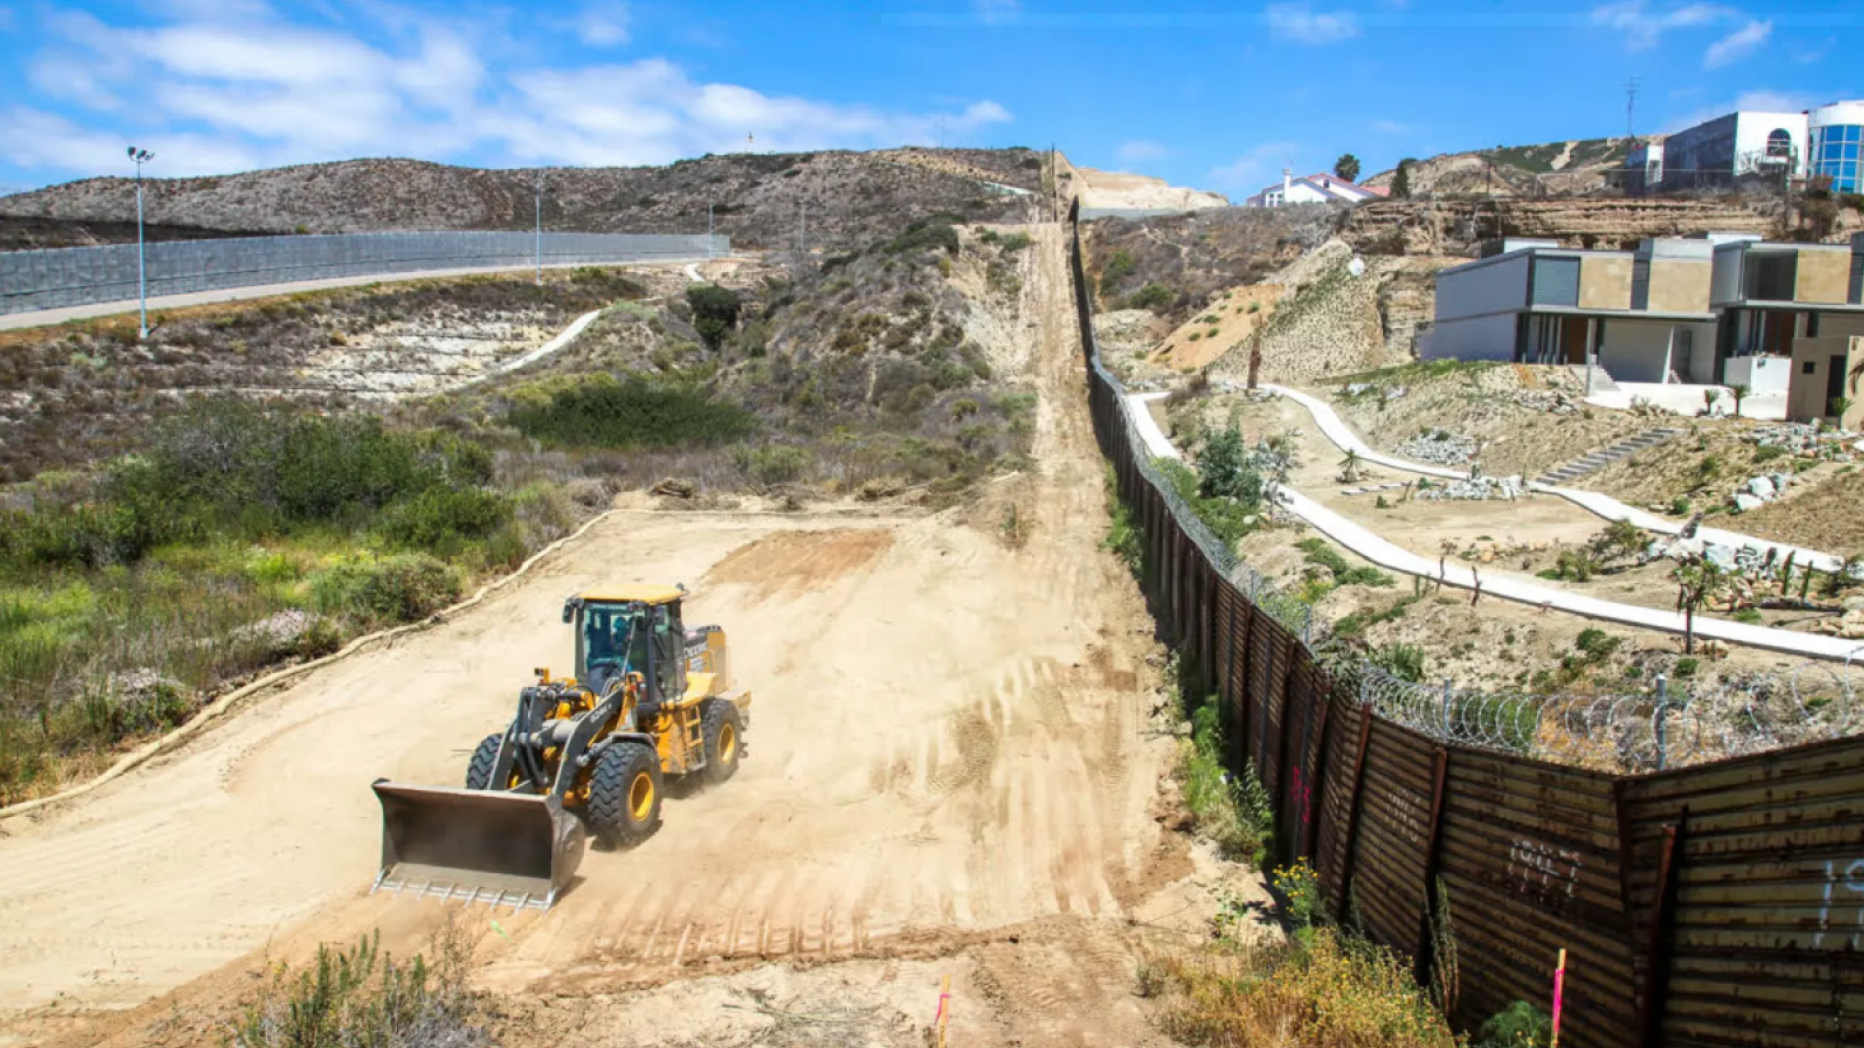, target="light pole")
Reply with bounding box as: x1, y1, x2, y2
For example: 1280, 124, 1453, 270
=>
128, 146, 154, 339
534, 171, 544, 286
